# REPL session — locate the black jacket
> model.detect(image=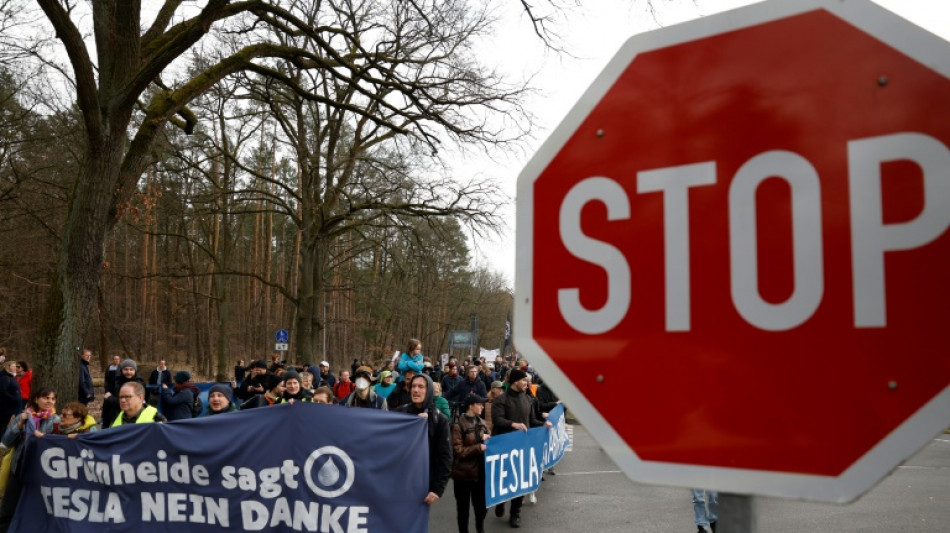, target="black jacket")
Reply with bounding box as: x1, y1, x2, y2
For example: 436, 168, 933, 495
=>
491, 386, 544, 436
395, 374, 452, 497
78, 359, 94, 404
